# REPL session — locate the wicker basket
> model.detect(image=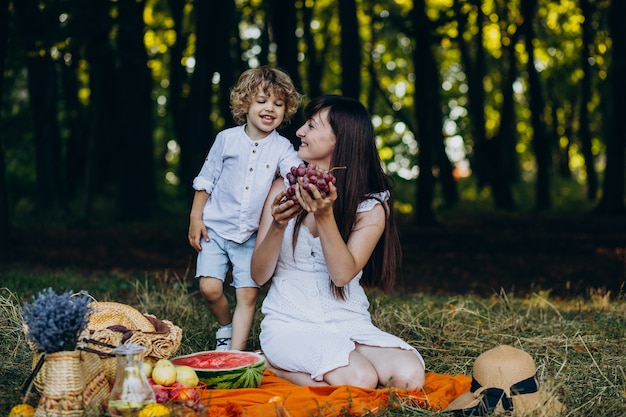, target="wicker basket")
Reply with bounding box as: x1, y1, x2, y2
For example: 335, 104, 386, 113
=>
81, 302, 183, 382
33, 350, 109, 417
